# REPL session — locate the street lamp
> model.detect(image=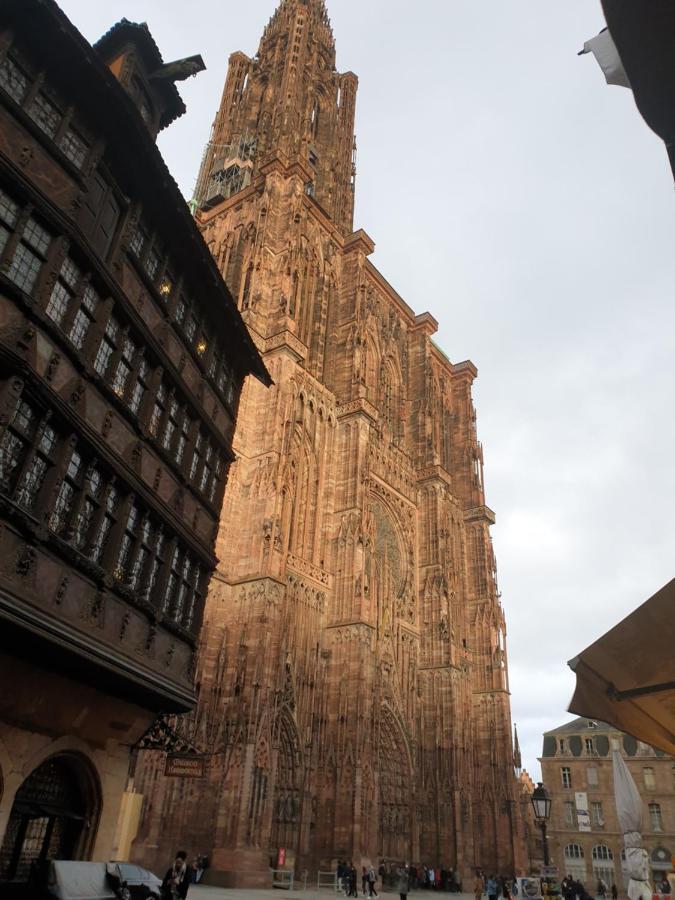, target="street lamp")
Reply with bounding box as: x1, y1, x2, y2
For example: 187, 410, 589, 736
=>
531, 783, 552, 868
